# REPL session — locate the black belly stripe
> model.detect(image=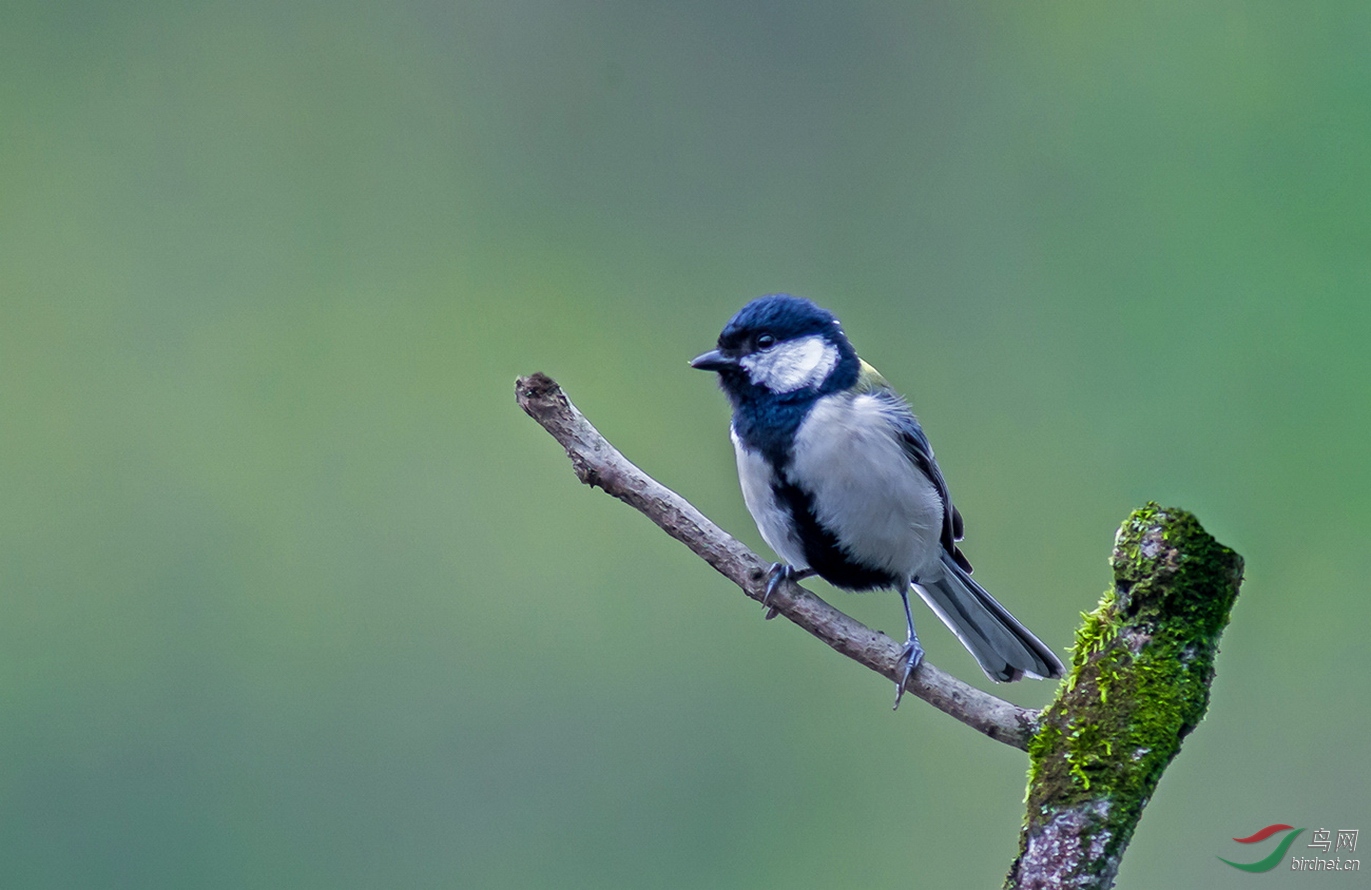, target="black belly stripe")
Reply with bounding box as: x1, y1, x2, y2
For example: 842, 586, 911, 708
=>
771, 477, 900, 591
